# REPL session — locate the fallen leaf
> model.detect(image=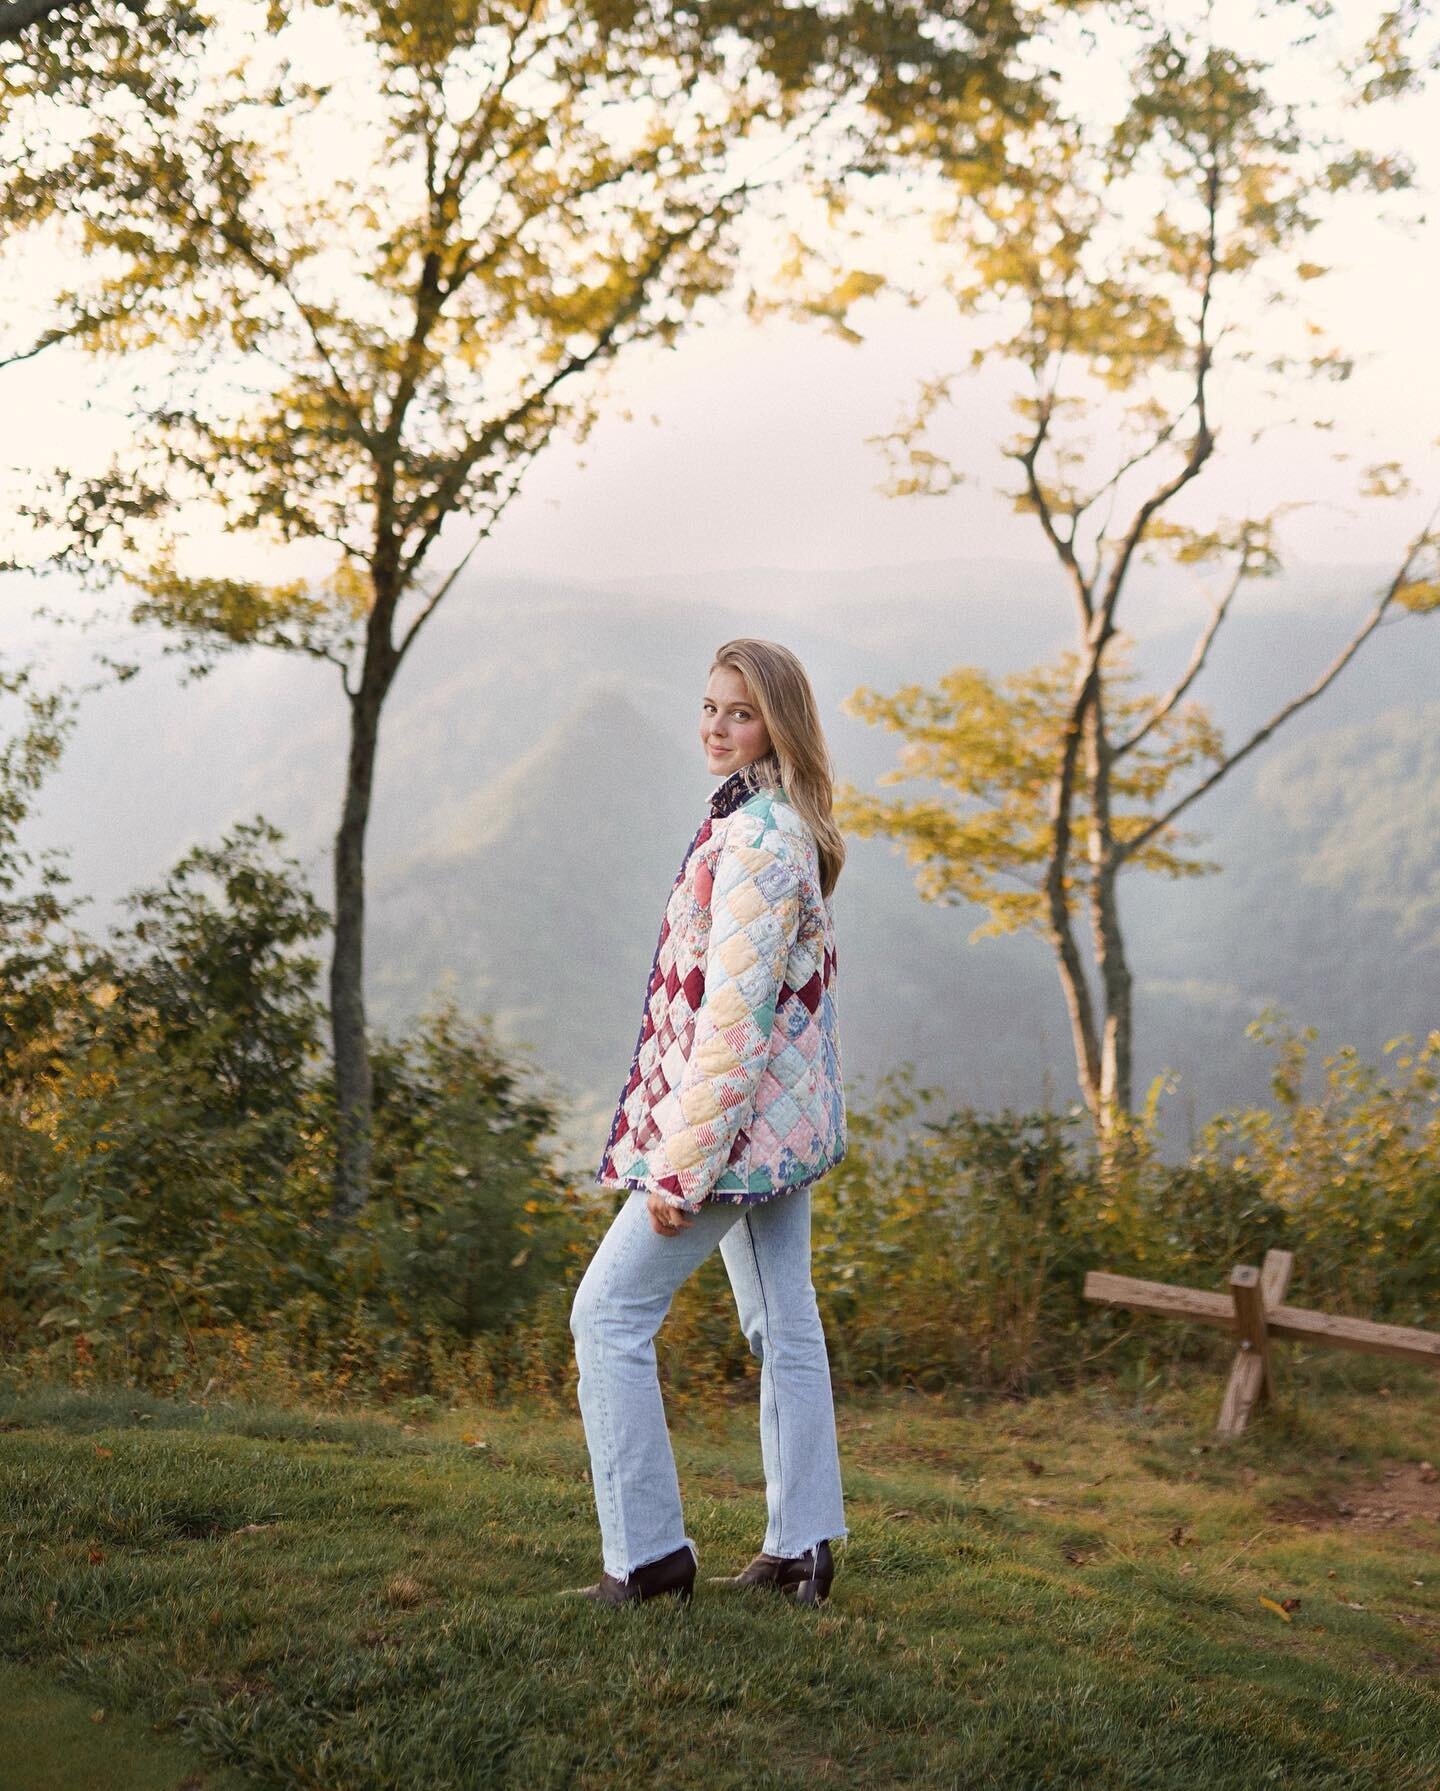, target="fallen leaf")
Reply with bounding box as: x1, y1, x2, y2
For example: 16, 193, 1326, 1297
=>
1258, 1596, 1293, 1622
1280, 1596, 1302, 1613
1022, 1459, 1045, 1476
87, 1546, 105, 1566
1168, 1524, 1188, 1548
1343, 1601, 1367, 1610
93, 1446, 112, 1460
90, 1709, 105, 1725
